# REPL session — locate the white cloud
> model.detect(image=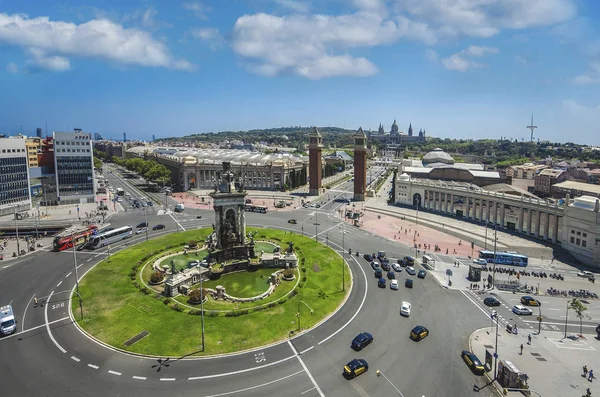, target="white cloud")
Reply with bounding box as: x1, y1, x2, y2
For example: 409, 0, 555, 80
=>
6, 62, 19, 73
123, 8, 173, 30
441, 45, 498, 72
274, 0, 310, 13
27, 48, 71, 72
190, 27, 224, 50
562, 99, 600, 118
425, 49, 438, 62
0, 12, 193, 72
182, 2, 210, 20
572, 62, 600, 85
